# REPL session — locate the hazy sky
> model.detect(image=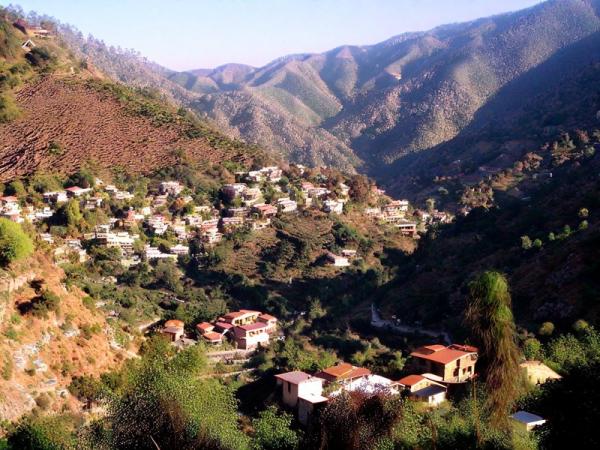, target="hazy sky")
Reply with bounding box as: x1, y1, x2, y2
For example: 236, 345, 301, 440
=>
4, 0, 544, 71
